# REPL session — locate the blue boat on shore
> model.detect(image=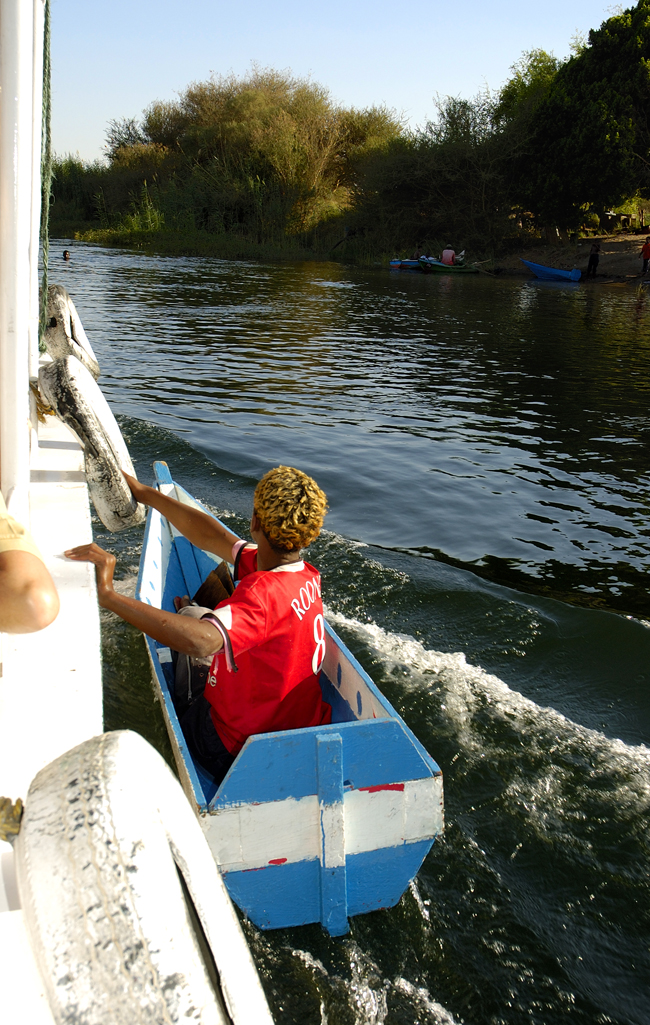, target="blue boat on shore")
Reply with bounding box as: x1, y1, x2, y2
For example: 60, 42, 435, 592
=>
521, 259, 581, 282
136, 461, 444, 937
